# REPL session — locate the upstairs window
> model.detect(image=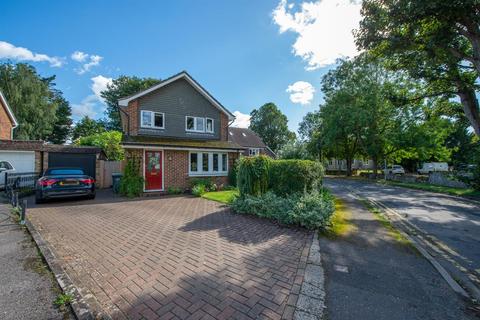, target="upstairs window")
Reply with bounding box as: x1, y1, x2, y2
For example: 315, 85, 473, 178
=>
141, 110, 164, 129
186, 116, 214, 133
